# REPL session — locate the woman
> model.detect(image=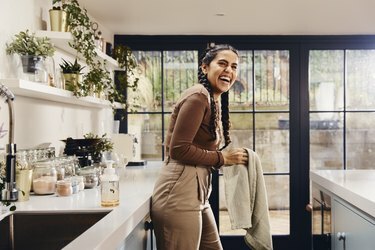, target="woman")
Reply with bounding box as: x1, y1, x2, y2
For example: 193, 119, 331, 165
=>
151, 44, 249, 250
